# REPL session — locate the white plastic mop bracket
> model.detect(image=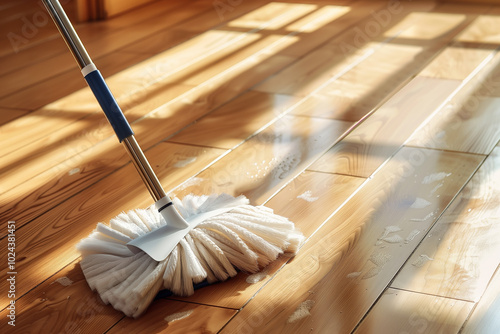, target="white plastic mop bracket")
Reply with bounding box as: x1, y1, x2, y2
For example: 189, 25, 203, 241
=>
127, 196, 239, 262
